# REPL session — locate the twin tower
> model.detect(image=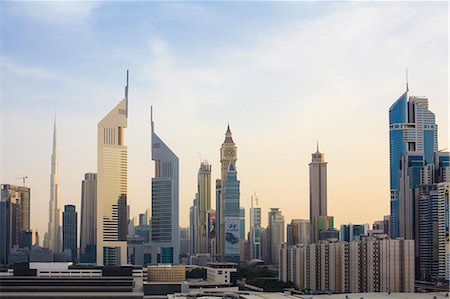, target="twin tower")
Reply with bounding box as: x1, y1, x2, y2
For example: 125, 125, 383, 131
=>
96, 71, 241, 265
97, 71, 181, 266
